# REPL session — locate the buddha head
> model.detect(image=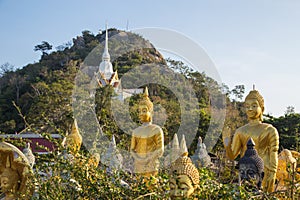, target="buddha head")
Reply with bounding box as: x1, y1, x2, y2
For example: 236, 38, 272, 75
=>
239, 138, 264, 190
170, 156, 199, 198
245, 90, 264, 121
0, 167, 20, 196
62, 120, 82, 154
278, 149, 297, 165
138, 87, 153, 123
